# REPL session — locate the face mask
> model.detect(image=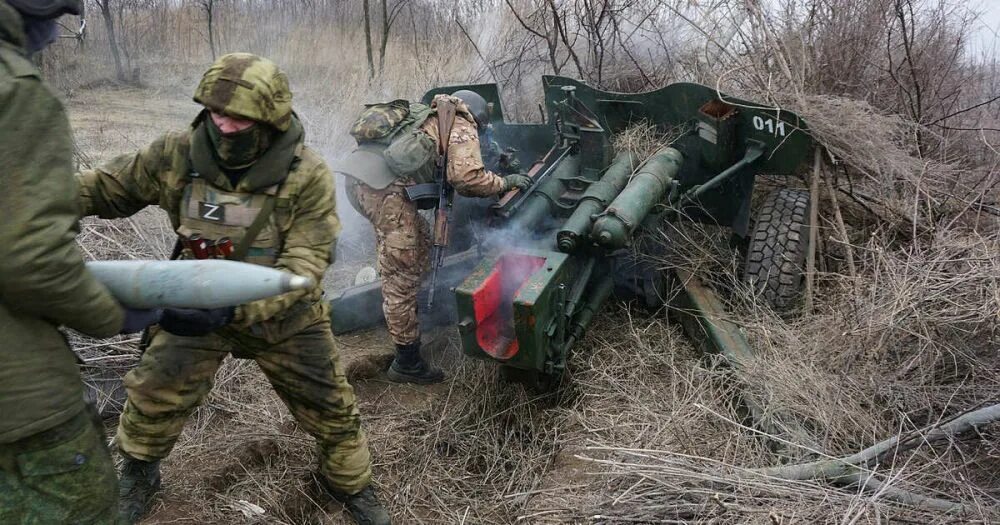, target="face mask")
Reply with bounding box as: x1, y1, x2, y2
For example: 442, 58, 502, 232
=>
205, 116, 272, 170
23, 16, 58, 54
